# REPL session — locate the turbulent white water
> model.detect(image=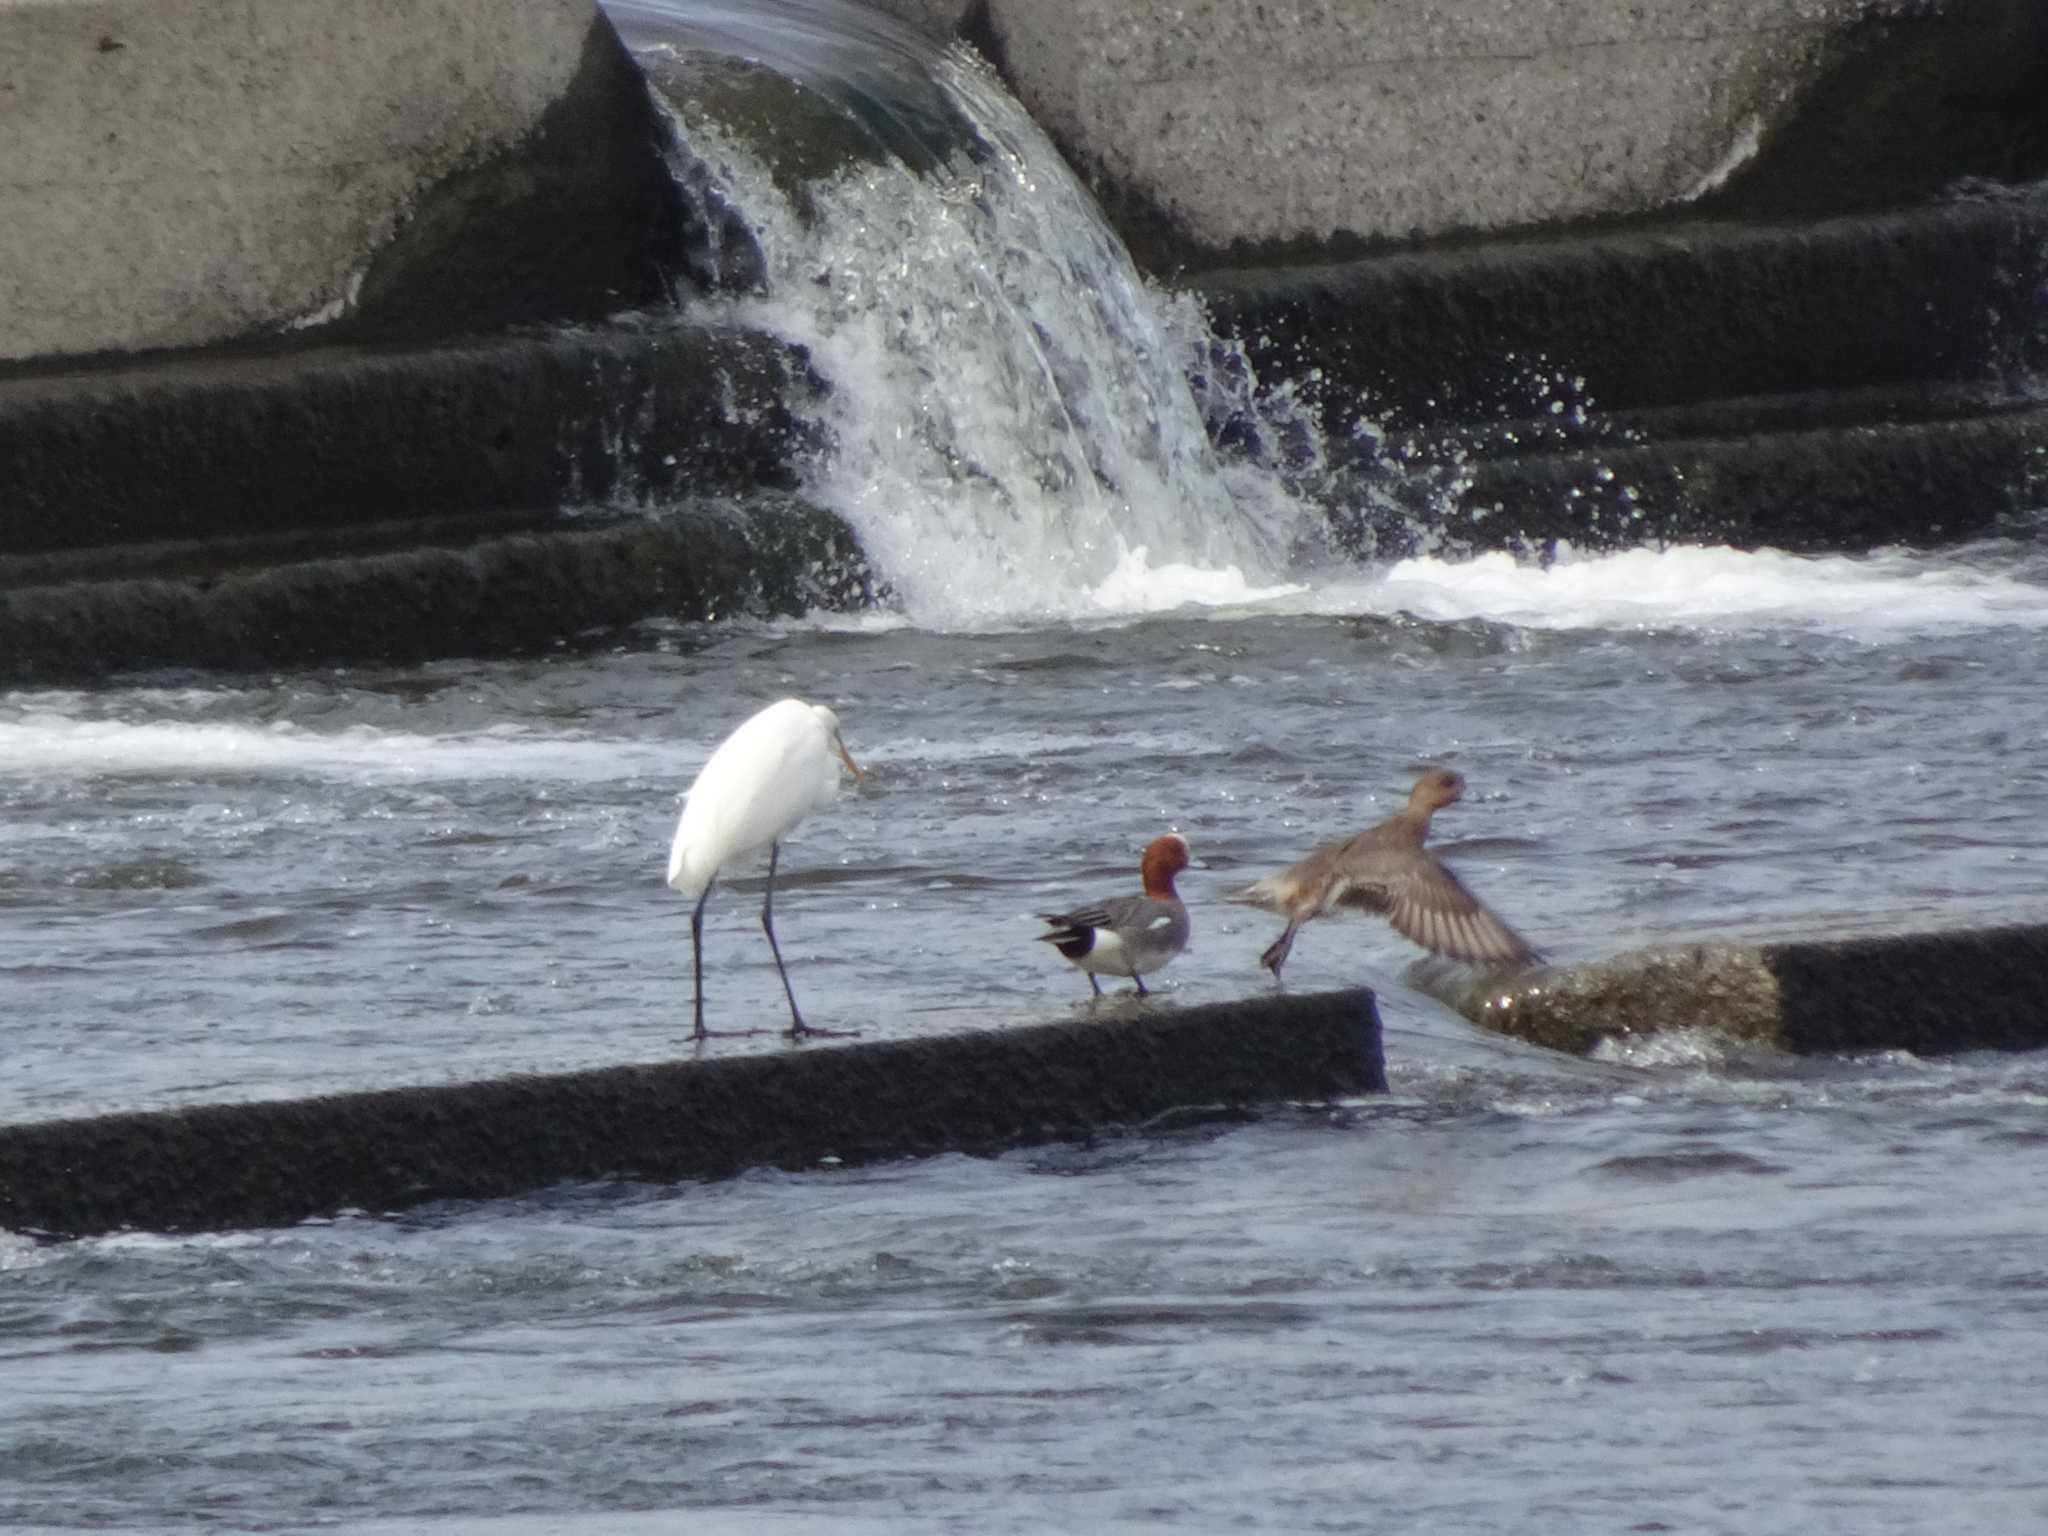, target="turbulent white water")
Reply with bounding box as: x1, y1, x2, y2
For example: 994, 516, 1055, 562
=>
611, 0, 1306, 625
1298, 541, 2048, 636
0, 715, 675, 784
